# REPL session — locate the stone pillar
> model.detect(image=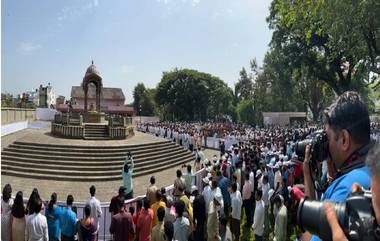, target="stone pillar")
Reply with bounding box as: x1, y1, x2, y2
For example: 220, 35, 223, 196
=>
84, 84, 88, 112
95, 83, 101, 113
